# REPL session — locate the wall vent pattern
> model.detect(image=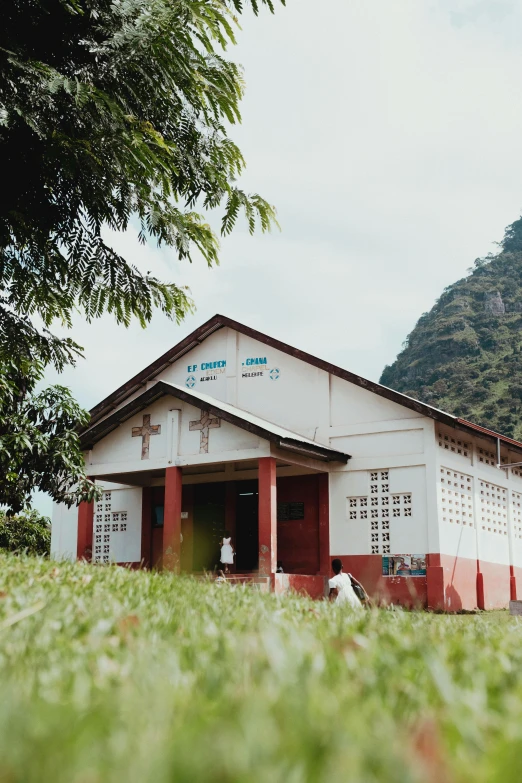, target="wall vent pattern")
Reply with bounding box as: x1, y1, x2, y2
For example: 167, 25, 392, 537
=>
479, 481, 507, 536
511, 491, 522, 541
437, 430, 470, 458
94, 491, 129, 563
439, 468, 474, 527
347, 470, 412, 556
